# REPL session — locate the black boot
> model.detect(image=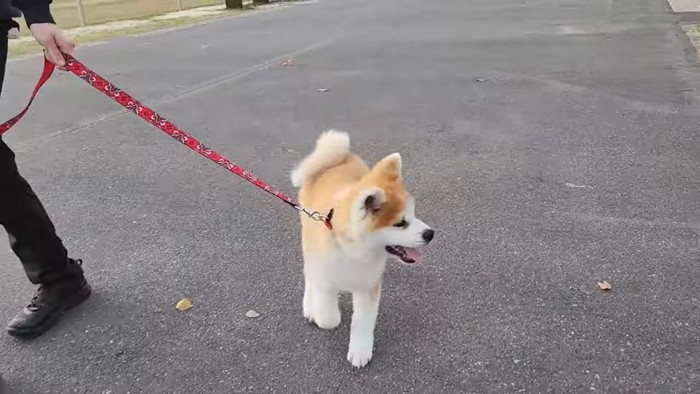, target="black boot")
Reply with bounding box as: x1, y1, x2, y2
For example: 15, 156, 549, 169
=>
7, 259, 91, 338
